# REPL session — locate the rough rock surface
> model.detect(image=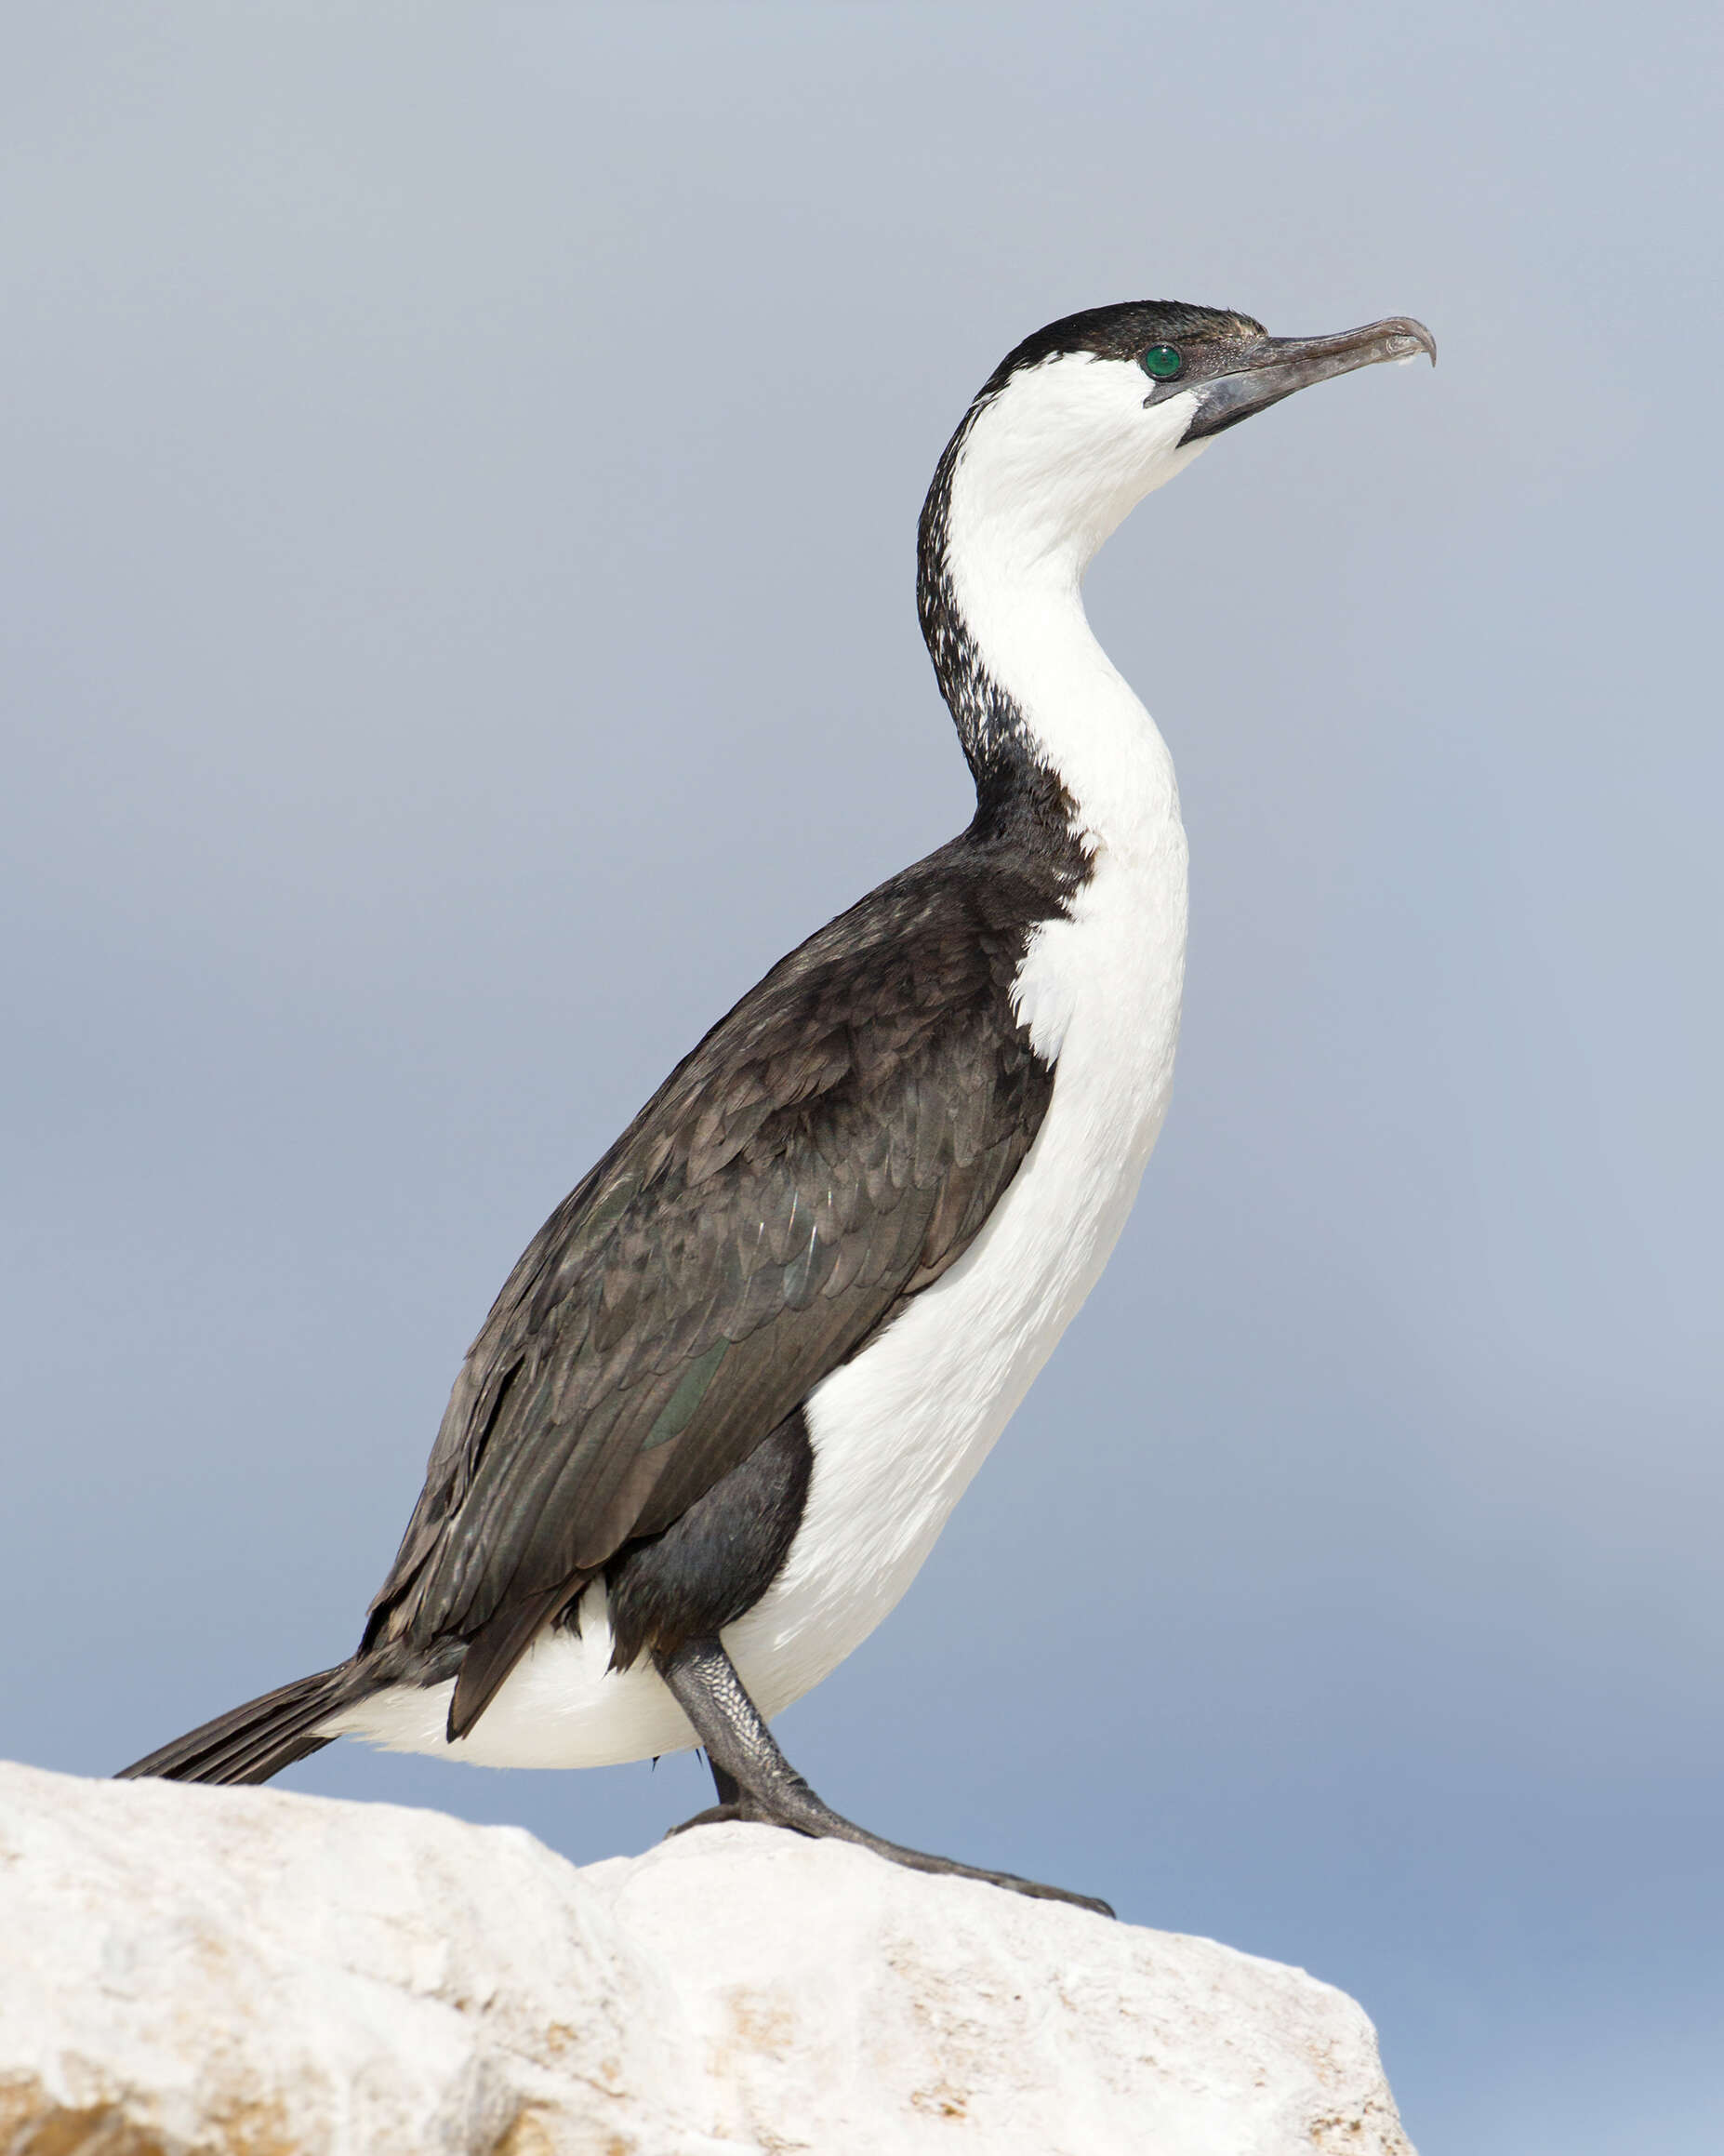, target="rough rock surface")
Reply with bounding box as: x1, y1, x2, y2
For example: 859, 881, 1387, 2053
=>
0, 1758, 1413, 2155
